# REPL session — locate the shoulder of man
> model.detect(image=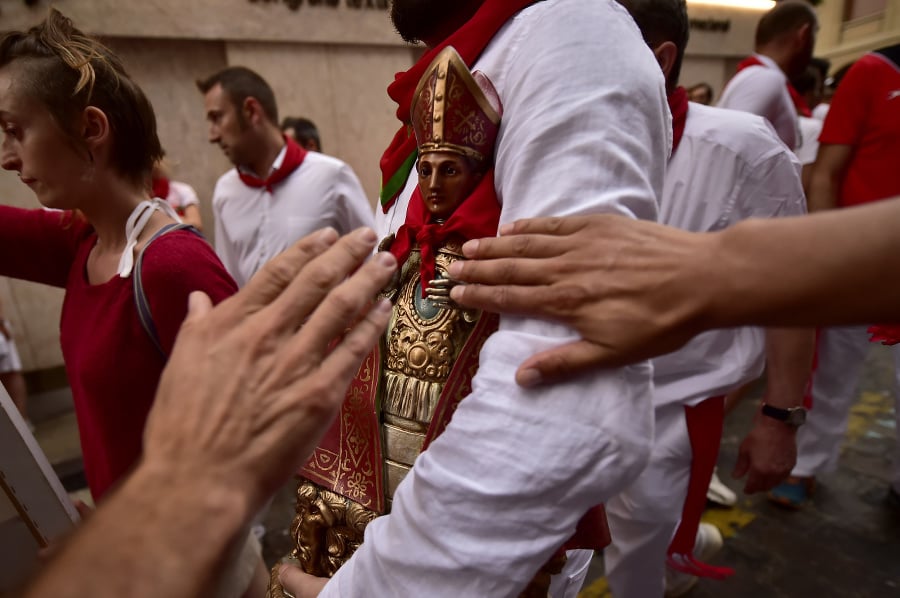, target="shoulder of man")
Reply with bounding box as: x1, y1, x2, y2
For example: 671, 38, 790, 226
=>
688, 103, 789, 156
